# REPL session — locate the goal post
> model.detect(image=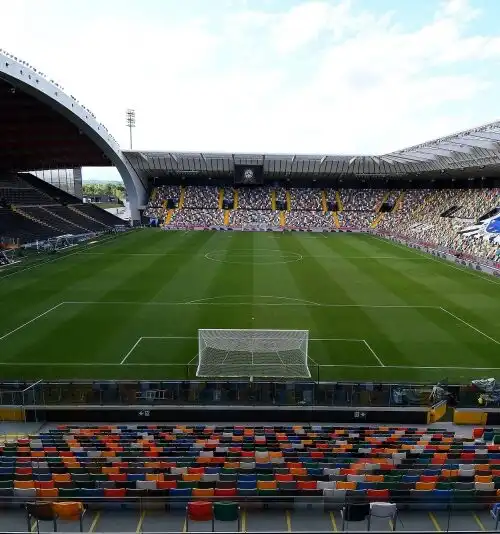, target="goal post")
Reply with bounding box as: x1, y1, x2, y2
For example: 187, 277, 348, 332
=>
196, 329, 311, 379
